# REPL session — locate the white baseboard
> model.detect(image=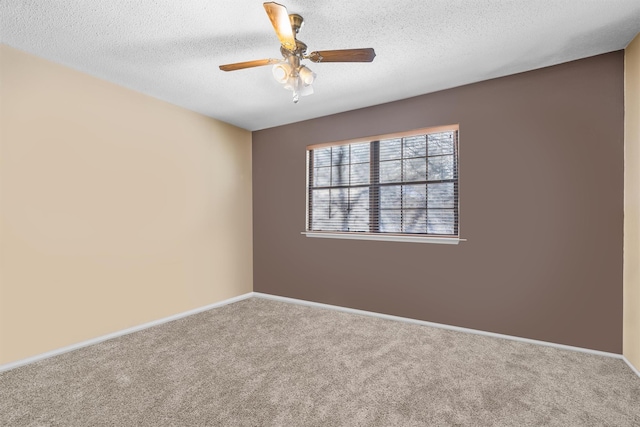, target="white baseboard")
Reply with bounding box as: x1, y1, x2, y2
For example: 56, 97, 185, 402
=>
253, 292, 624, 361
623, 356, 640, 379
0, 292, 255, 373
4, 291, 638, 381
